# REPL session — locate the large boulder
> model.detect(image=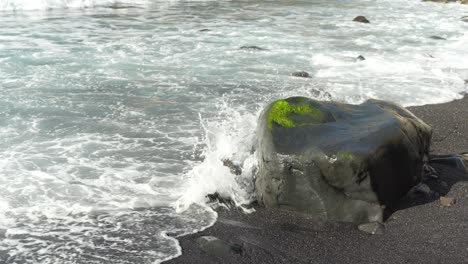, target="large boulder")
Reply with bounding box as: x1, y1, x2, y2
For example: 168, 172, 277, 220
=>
255, 97, 432, 224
